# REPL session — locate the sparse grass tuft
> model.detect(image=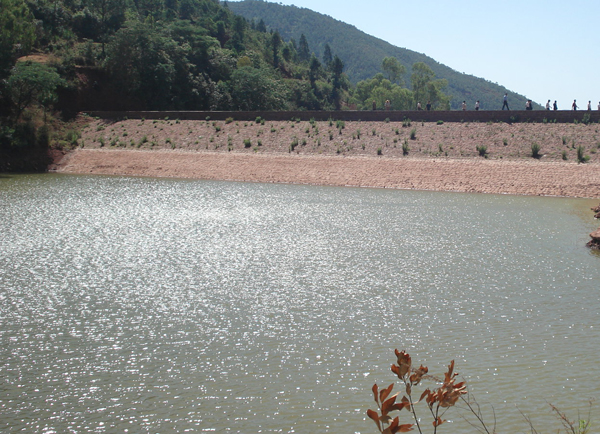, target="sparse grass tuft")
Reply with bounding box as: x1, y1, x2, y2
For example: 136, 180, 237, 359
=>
402, 140, 410, 156
577, 145, 590, 163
